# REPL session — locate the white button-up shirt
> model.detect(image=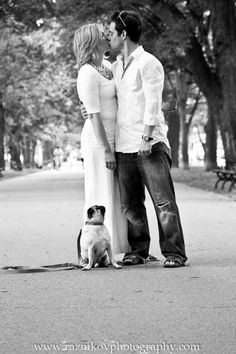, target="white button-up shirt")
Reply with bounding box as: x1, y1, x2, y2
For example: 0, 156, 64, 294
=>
112, 45, 170, 153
